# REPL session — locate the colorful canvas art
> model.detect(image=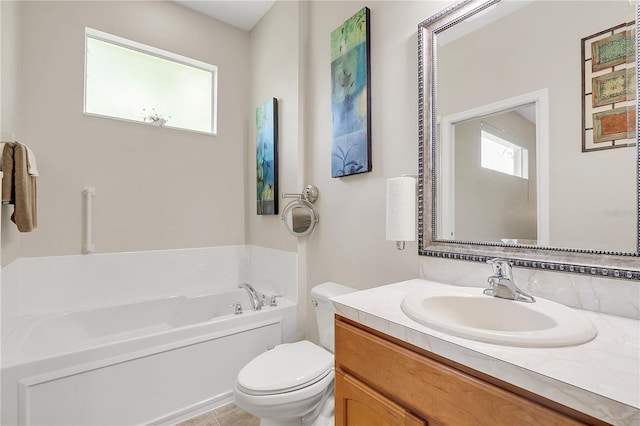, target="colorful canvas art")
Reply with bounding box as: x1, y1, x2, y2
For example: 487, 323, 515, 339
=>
256, 98, 278, 215
330, 7, 371, 177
